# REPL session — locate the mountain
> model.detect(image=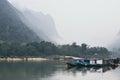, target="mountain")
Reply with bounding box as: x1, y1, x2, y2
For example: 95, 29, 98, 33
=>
0, 0, 41, 42
109, 32, 120, 57
0, 0, 60, 43
19, 10, 60, 42
110, 31, 120, 49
